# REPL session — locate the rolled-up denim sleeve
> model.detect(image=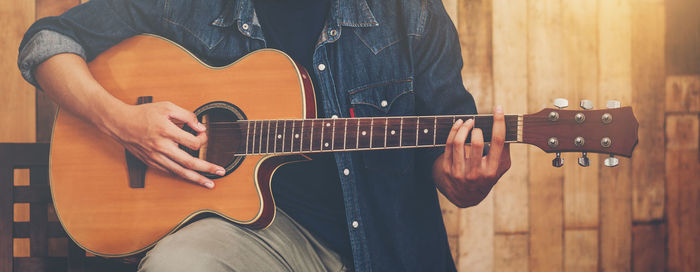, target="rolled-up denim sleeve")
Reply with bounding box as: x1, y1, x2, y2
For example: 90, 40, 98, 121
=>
18, 30, 86, 87
412, 0, 478, 181
17, 0, 163, 87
